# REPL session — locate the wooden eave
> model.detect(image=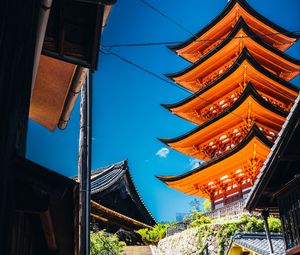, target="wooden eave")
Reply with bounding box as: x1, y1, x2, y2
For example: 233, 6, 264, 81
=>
159, 83, 286, 160
166, 20, 300, 92
91, 200, 152, 231
157, 125, 272, 197
163, 50, 298, 125
169, 0, 299, 62
29, 56, 77, 131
